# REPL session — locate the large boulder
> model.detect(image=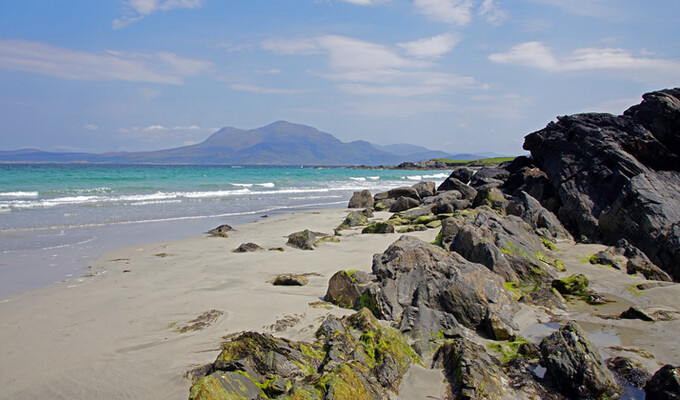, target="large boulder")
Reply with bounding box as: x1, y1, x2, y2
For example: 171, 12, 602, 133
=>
411, 181, 436, 199
437, 176, 478, 200
387, 186, 420, 201
287, 230, 317, 250
365, 236, 520, 341
523, 88, 680, 280
469, 166, 510, 190
540, 322, 621, 399
506, 191, 571, 240
389, 196, 420, 212
348, 189, 374, 209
